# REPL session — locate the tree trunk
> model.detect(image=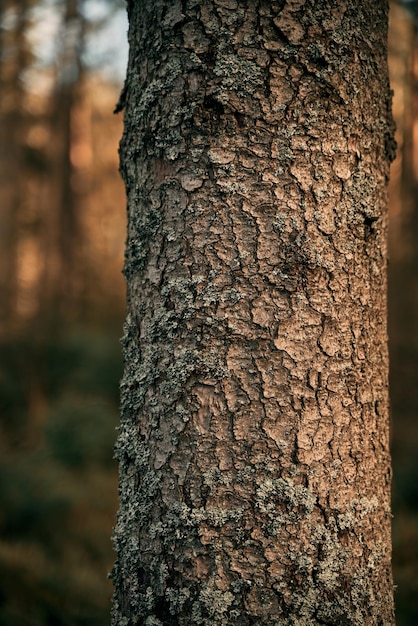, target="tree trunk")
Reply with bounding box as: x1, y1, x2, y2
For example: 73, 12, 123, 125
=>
39, 0, 88, 320
112, 1, 395, 624
0, 0, 30, 325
